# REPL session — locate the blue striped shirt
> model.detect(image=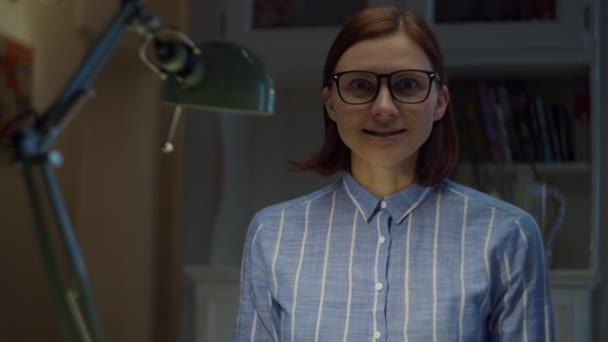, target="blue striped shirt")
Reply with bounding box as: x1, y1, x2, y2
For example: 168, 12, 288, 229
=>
233, 173, 555, 341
